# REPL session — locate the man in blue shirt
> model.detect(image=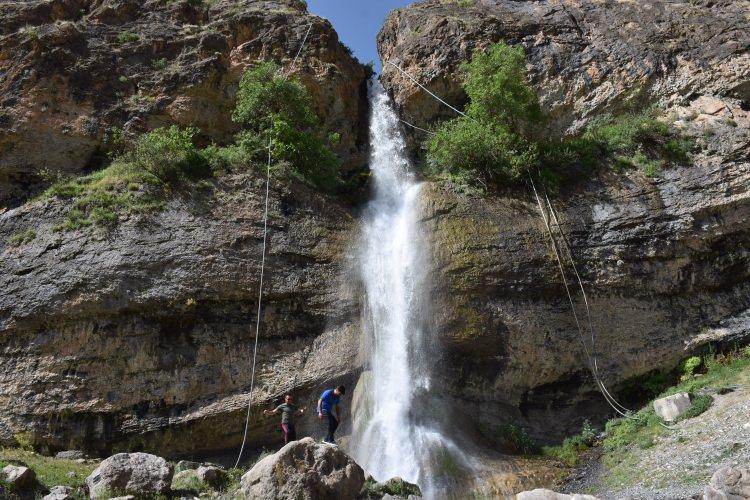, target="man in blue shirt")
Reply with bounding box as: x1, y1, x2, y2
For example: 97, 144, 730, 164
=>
317, 385, 346, 444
